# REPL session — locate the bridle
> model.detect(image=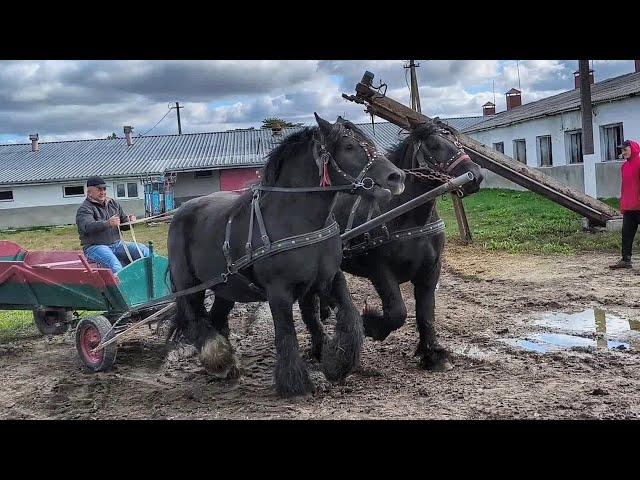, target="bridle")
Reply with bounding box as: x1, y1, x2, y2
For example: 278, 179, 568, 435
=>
403, 125, 472, 197
311, 123, 385, 192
